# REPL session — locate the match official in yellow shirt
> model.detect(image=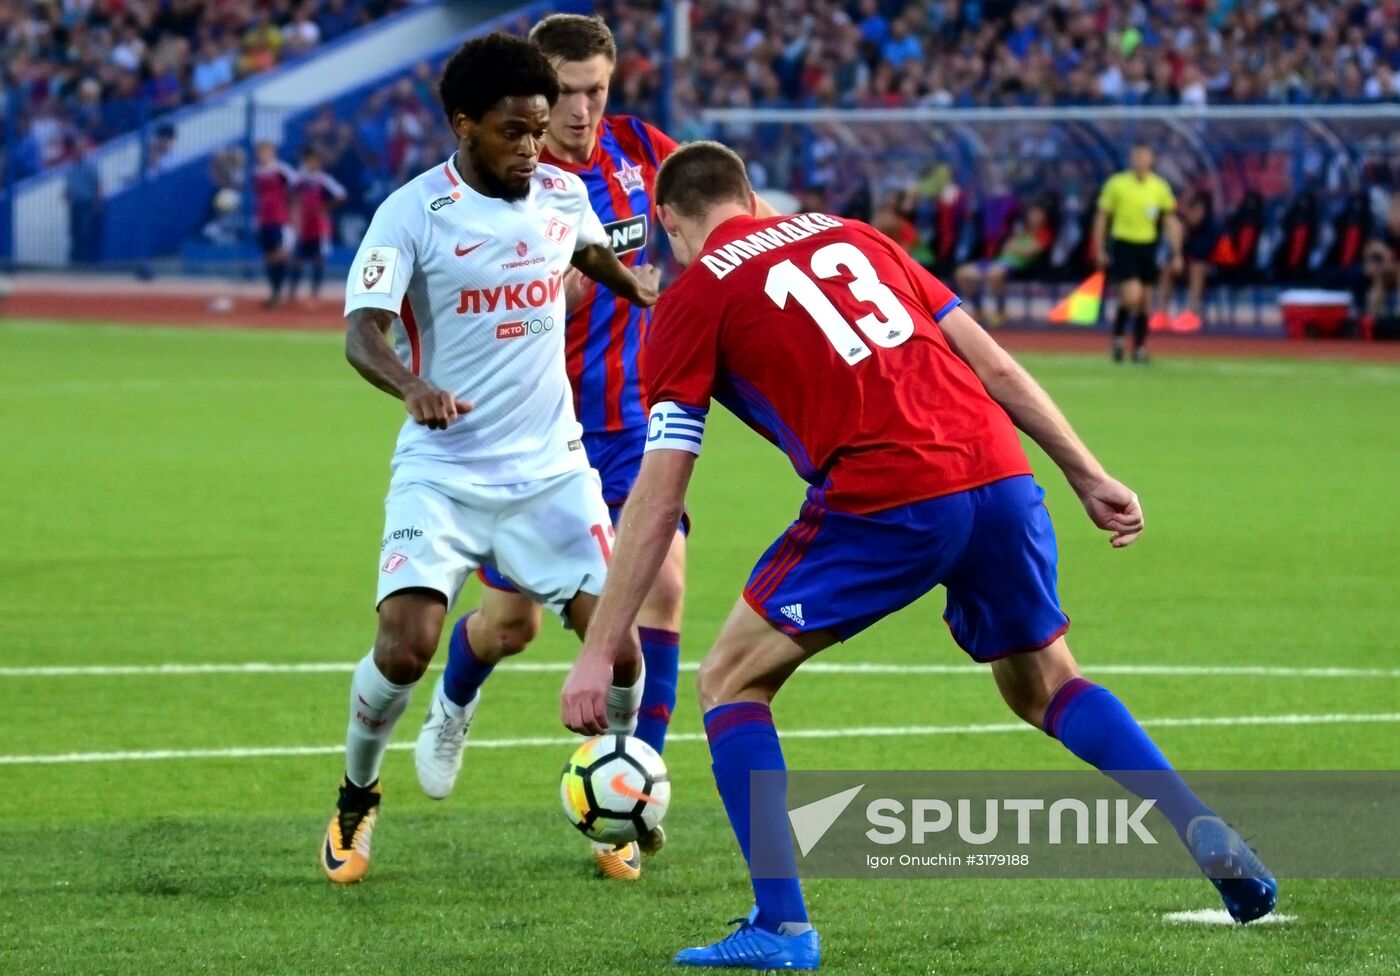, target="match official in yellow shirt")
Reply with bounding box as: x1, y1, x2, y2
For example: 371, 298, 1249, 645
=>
1093, 144, 1182, 363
